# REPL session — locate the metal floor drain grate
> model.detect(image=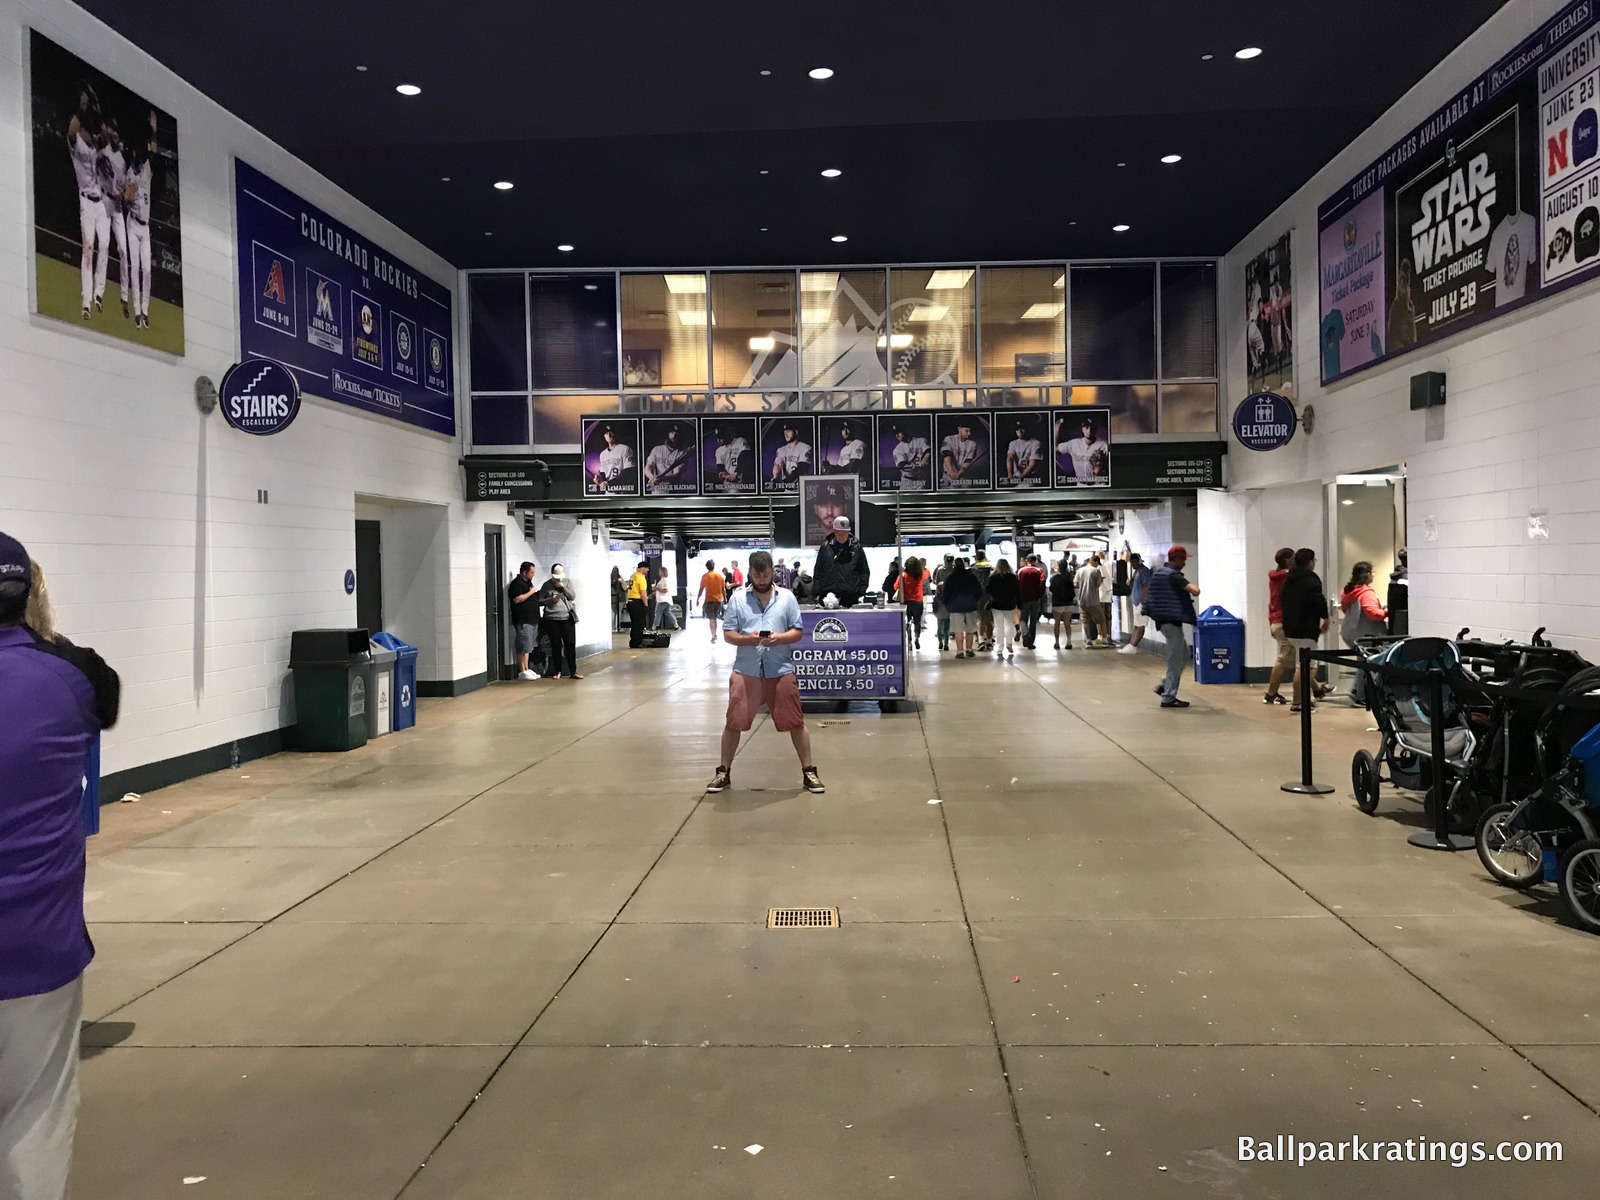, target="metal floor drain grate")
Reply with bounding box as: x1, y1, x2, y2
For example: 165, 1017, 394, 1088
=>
767, 907, 840, 929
